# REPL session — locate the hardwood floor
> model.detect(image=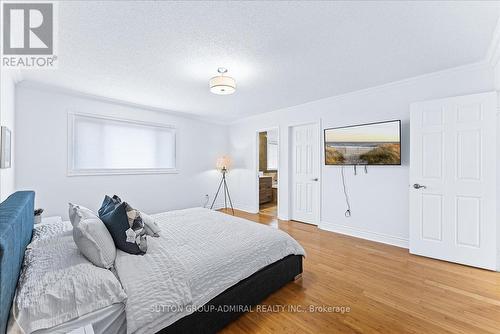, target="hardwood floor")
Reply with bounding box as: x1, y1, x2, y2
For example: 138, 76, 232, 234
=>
259, 202, 277, 217
219, 209, 500, 334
